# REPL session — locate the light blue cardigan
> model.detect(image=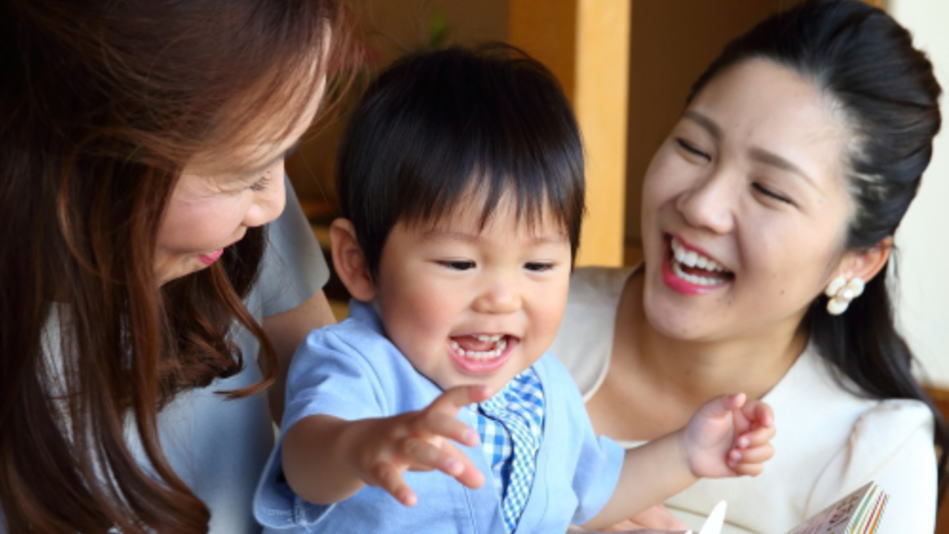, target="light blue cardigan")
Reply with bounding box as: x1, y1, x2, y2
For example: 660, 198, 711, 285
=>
253, 301, 624, 533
